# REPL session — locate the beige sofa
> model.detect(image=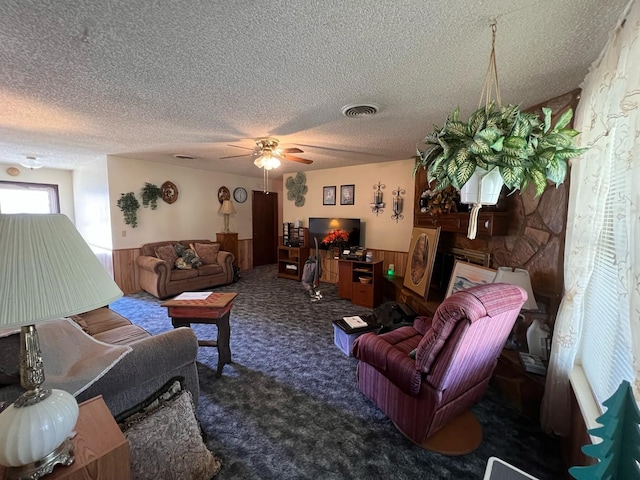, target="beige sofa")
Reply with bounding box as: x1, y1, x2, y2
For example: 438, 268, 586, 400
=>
136, 239, 234, 299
